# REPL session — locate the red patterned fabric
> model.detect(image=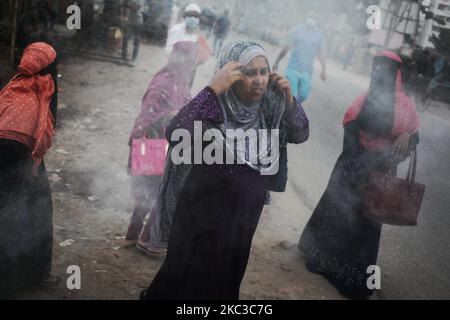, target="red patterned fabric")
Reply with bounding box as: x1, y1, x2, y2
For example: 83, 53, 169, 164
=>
0, 42, 56, 171
343, 51, 420, 151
